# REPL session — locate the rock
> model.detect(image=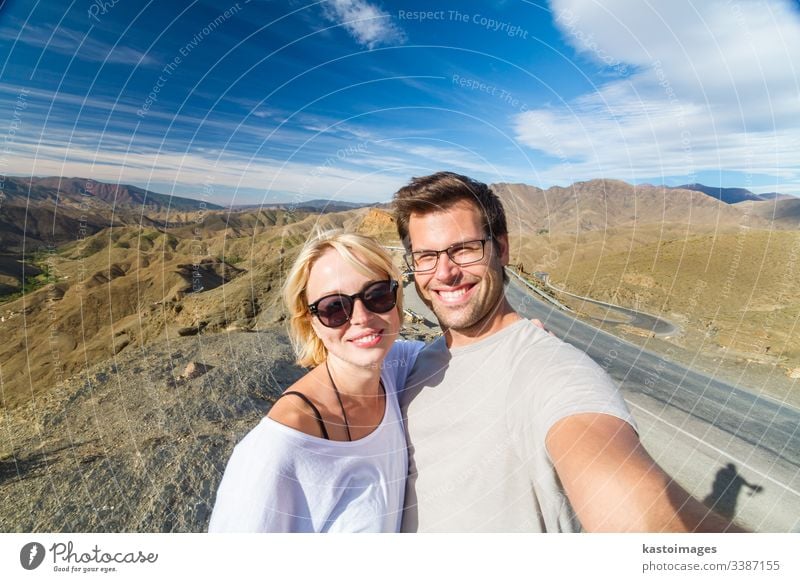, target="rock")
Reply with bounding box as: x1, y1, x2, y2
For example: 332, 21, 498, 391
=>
224, 321, 252, 333
177, 326, 199, 337
180, 362, 213, 380
788, 368, 800, 379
